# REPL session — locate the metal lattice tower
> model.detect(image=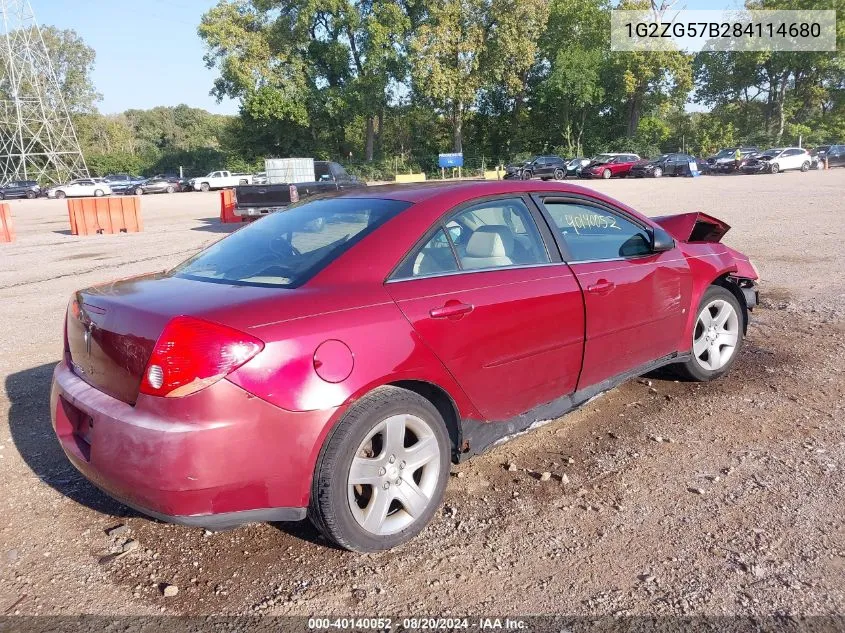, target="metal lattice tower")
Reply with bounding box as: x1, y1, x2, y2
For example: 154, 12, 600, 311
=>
0, 0, 88, 184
